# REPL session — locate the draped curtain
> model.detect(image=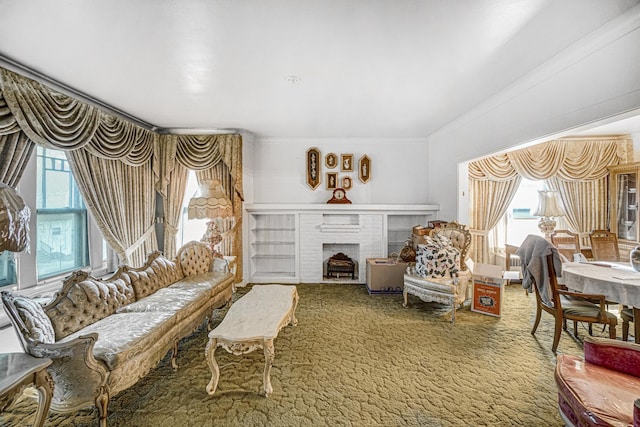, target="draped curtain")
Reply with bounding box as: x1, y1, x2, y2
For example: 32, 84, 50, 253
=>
0, 92, 33, 187
179, 134, 244, 281
469, 138, 633, 263
0, 67, 243, 273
